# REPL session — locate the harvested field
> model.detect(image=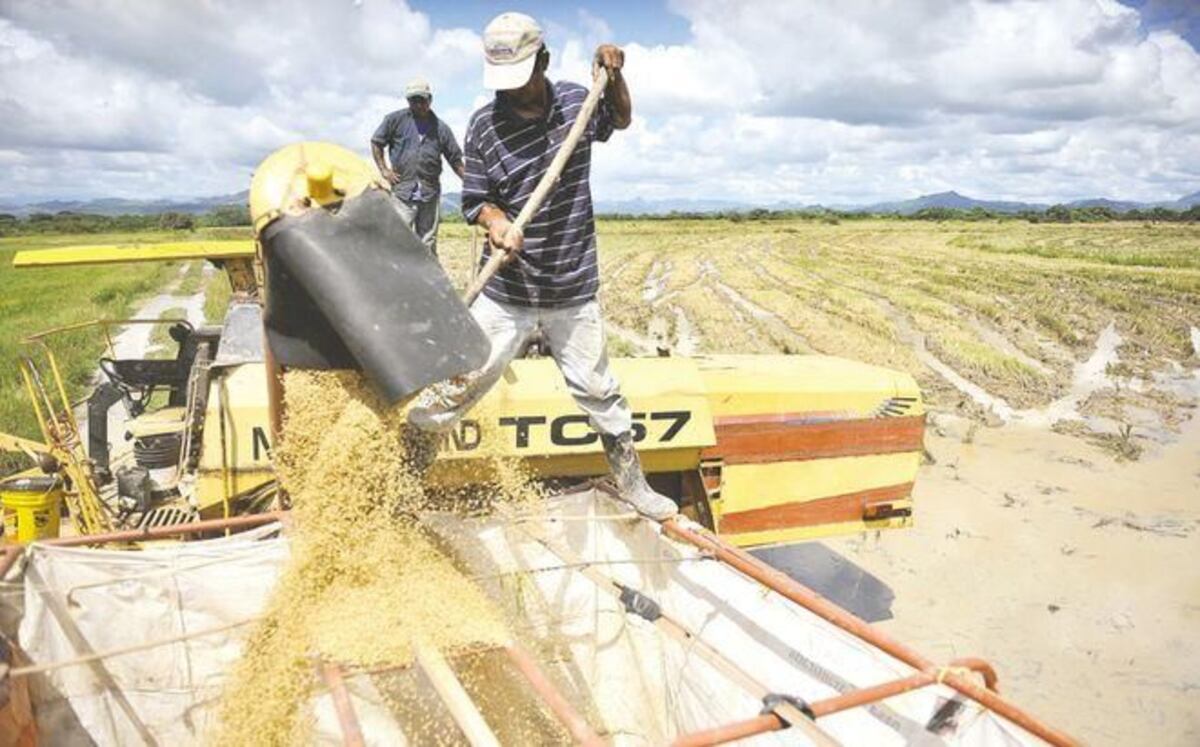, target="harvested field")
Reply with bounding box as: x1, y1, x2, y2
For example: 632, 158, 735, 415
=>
440, 218, 1200, 455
